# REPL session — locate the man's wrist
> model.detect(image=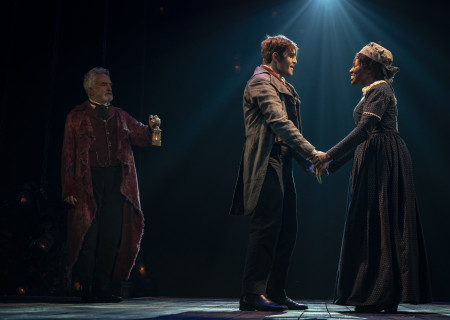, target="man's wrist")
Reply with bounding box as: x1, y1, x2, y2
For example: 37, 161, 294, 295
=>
308, 149, 317, 161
